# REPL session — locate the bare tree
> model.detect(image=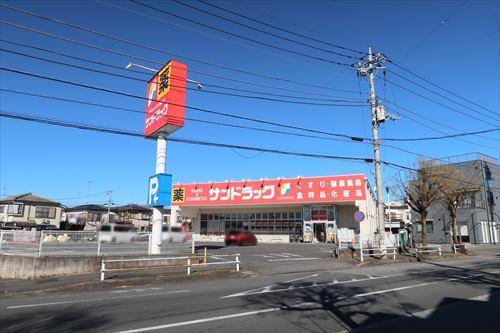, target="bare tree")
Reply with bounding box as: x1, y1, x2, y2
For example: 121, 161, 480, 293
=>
437, 165, 481, 244
399, 160, 444, 246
